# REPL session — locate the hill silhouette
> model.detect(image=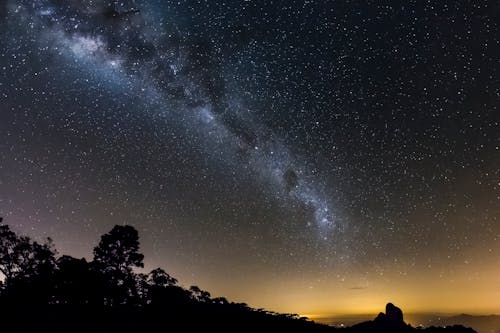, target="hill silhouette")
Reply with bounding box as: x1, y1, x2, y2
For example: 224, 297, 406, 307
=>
0, 219, 478, 333
427, 314, 500, 333
345, 303, 477, 333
